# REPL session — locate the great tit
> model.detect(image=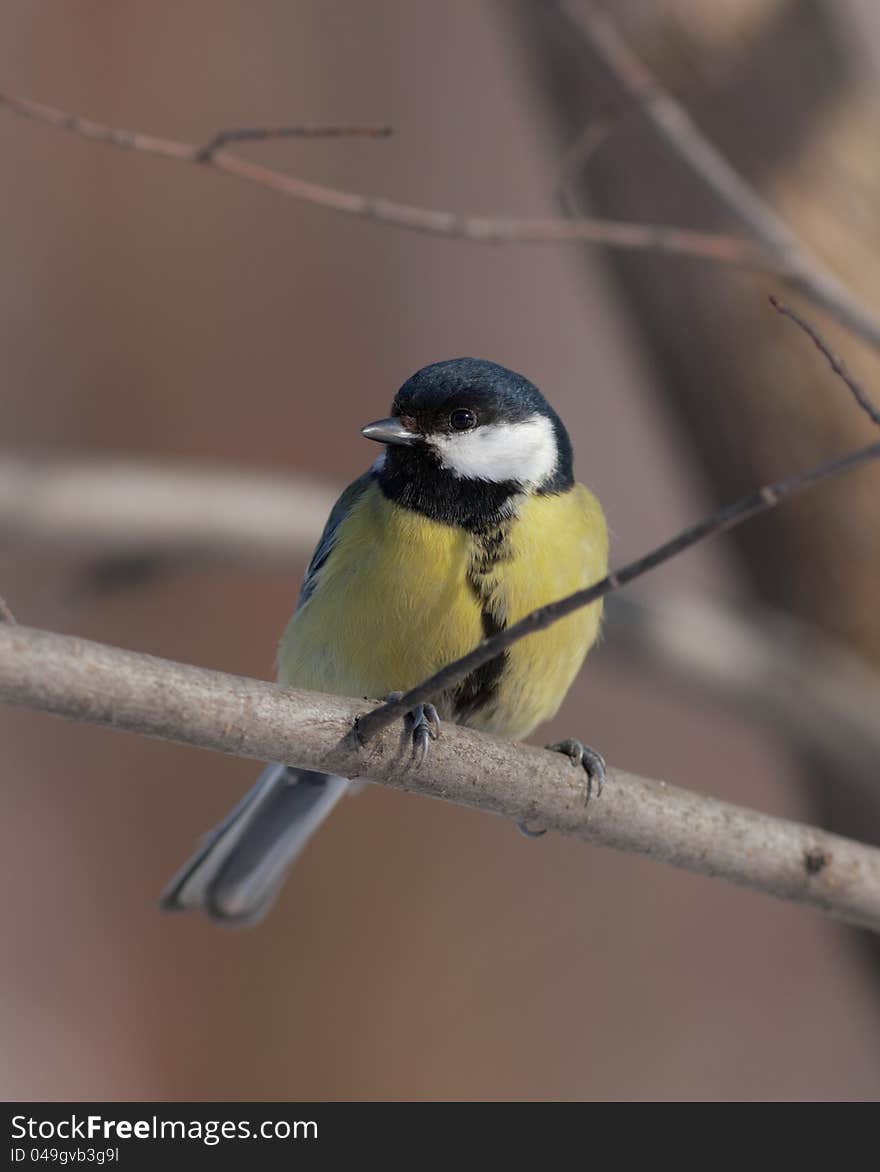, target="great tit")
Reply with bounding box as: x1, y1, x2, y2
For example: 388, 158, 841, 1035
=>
161, 358, 608, 924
